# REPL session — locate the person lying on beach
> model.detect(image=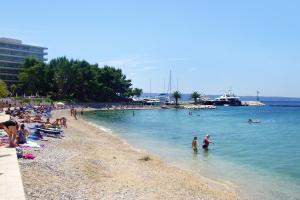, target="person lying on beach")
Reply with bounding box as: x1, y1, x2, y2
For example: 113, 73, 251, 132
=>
192, 137, 198, 153
17, 124, 29, 145
52, 118, 62, 127
43, 118, 52, 126
23, 115, 31, 123
0, 120, 18, 147
202, 134, 214, 150
31, 115, 43, 123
